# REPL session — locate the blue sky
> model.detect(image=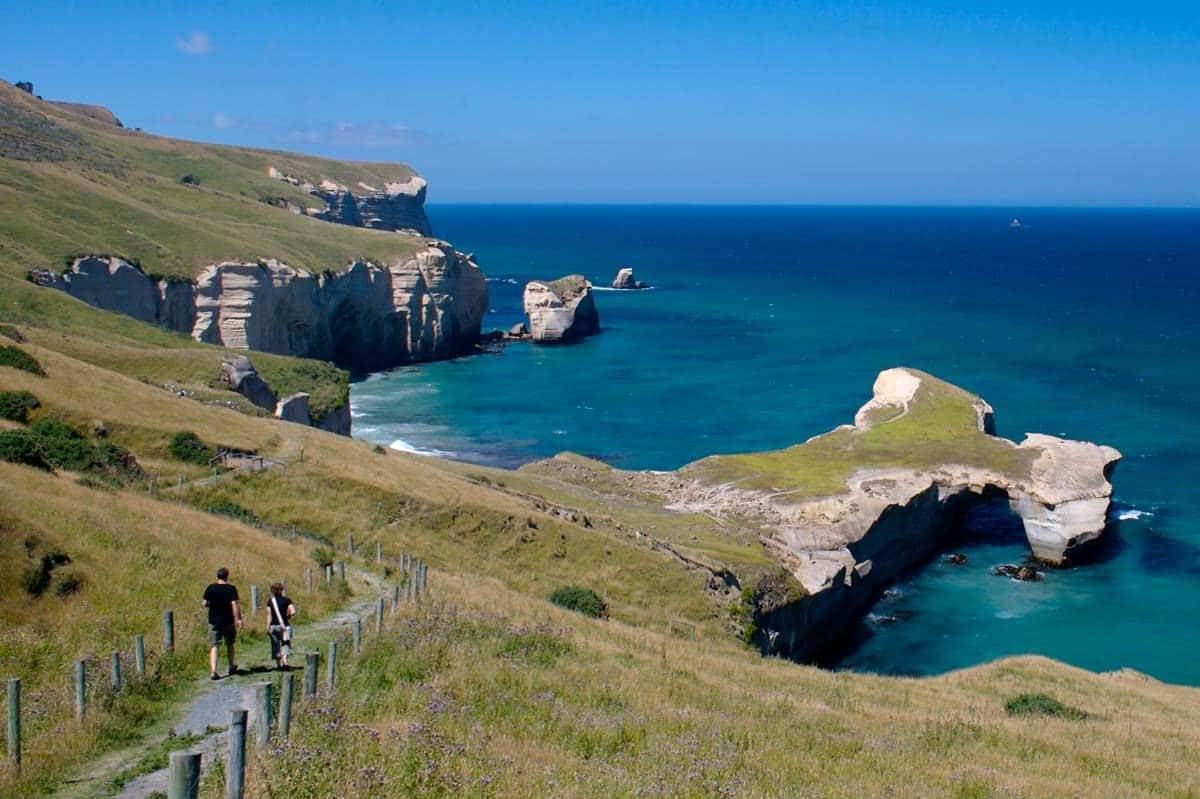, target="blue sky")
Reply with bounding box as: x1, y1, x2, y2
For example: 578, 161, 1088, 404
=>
2, 0, 1197, 205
